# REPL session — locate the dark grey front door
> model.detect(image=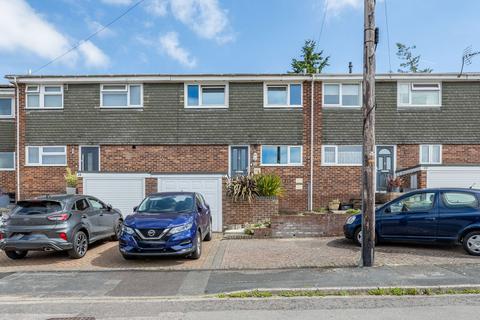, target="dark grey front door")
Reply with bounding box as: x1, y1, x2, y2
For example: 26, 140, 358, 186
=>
230, 146, 249, 176
376, 146, 394, 191
81, 147, 99, 172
